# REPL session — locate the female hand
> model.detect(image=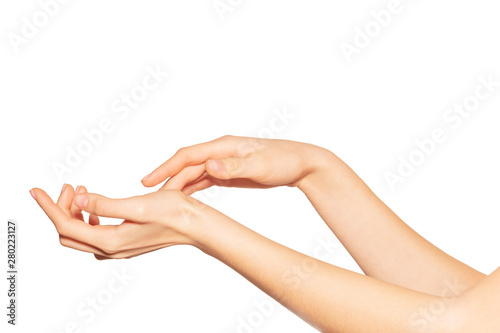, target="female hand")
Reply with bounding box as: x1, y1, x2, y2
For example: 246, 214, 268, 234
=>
30, 185, 203, 260
141, 135, 334, 195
